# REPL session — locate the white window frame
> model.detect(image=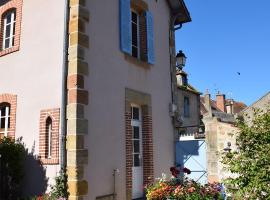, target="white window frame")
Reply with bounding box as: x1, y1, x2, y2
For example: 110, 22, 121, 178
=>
0, 104, 10, 137
2, 10, 16, 50
131, 10, 140, 59
131, 104, 142, 167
